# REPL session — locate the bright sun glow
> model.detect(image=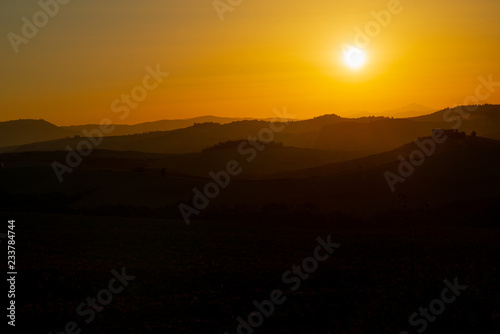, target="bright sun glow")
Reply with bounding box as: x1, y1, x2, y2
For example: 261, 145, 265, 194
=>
343, 47, 367, 70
